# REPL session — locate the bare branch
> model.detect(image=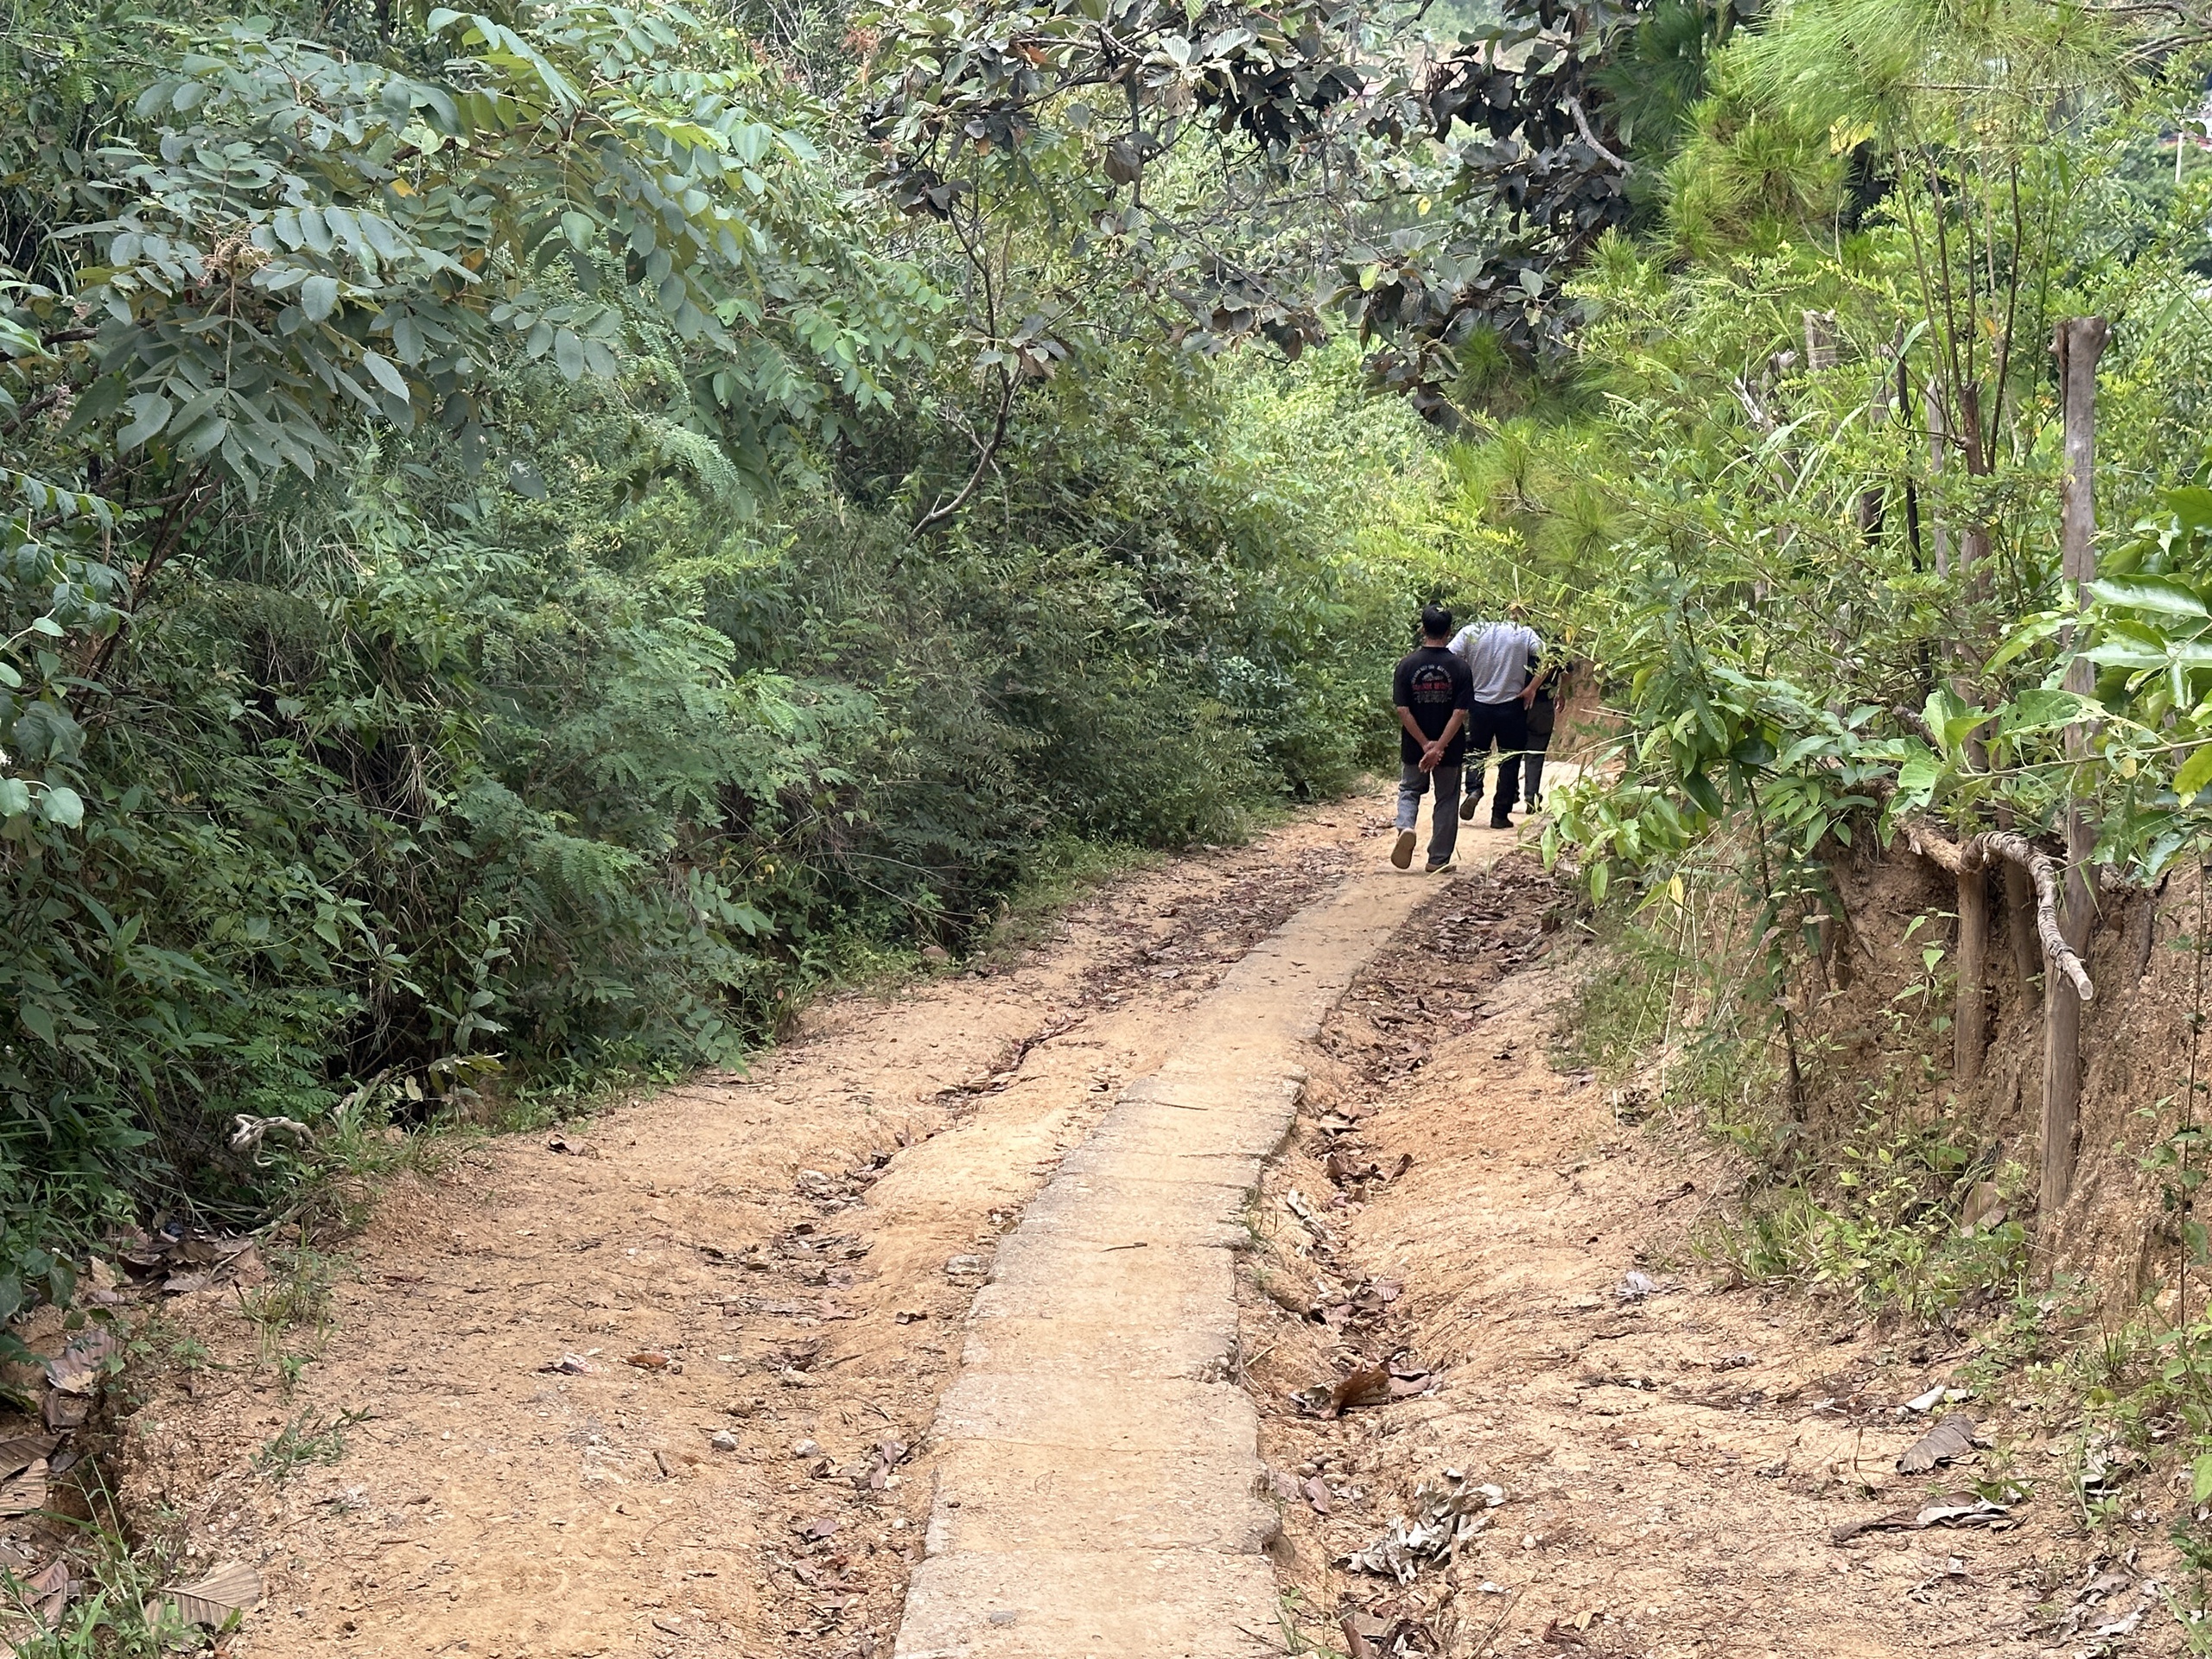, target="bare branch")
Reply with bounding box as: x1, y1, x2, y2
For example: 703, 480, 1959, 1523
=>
1903, 822, 2094, 1001
1565, 97, 1630, 173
